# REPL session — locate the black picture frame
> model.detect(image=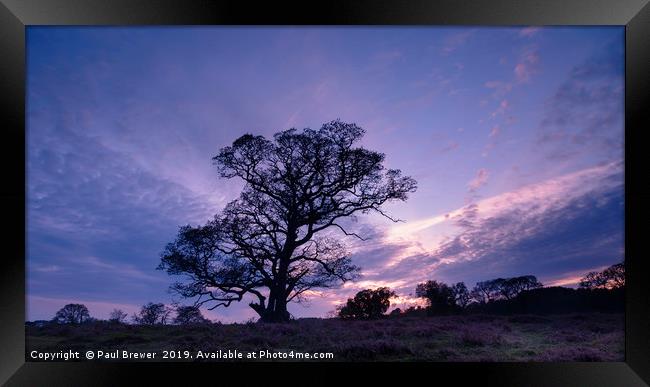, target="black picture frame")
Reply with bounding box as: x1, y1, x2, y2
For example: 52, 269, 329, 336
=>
1, 0, 648, 385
